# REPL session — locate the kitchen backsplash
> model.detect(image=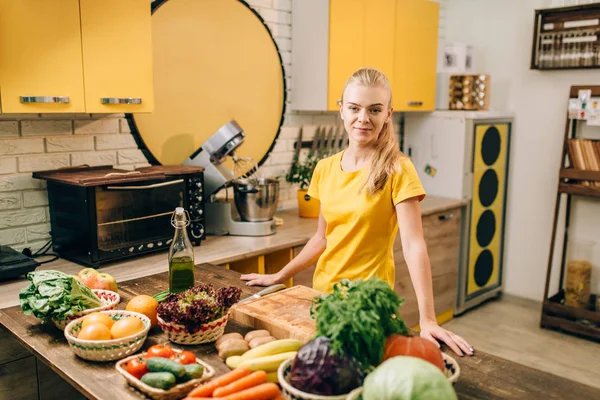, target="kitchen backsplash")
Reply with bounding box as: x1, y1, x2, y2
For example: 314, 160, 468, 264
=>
0, 0, 401, 253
